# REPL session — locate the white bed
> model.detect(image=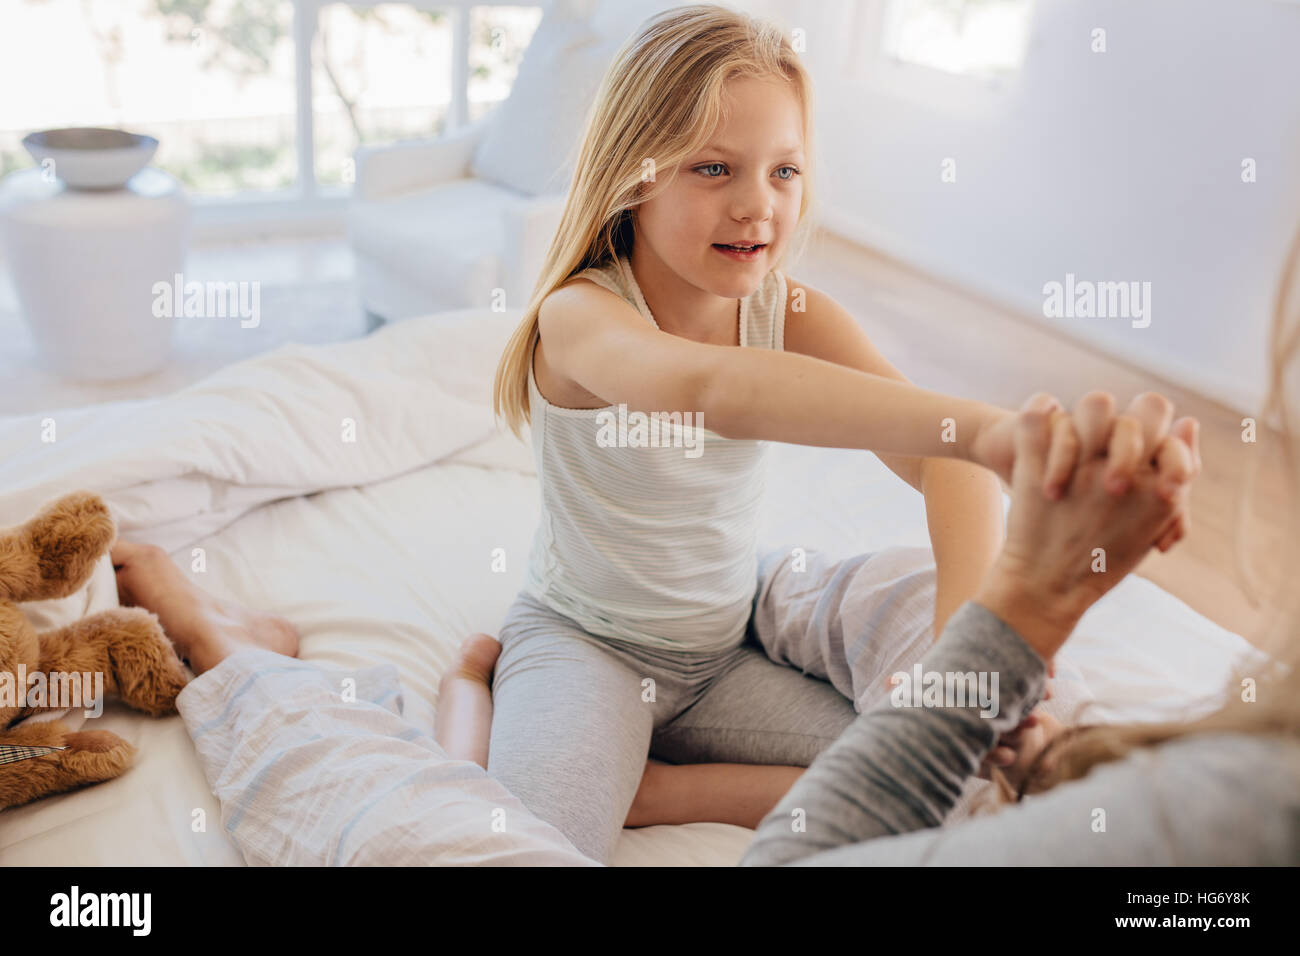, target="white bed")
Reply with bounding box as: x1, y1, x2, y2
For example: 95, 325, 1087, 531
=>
0, 309, 1263, 866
